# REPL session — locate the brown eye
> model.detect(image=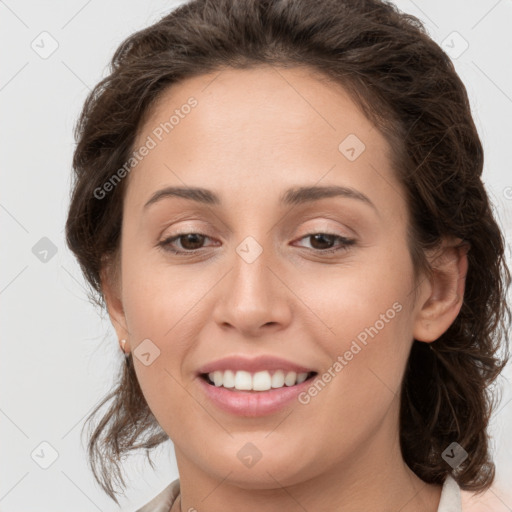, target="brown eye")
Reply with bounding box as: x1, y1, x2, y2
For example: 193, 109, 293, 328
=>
308, 233, 337, 250
159, 233, 213, 254
176, 233, 207, 250
295, 233, 356, 254
158, 231, 356, 256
